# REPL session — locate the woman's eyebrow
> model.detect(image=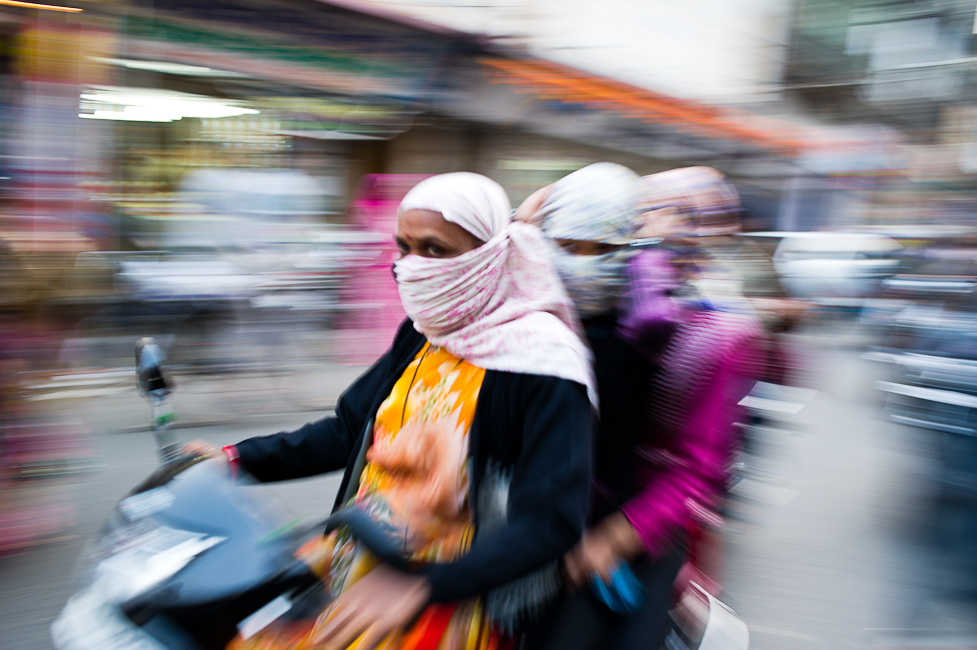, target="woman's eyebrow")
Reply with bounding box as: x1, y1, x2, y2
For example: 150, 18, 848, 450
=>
415, 235, 452, 248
